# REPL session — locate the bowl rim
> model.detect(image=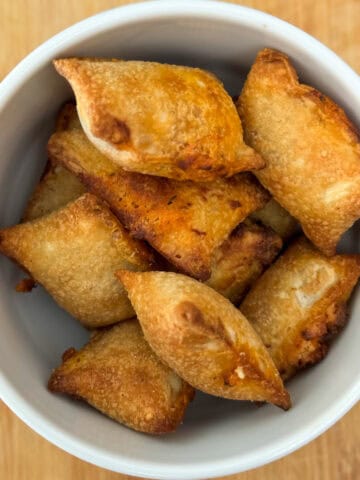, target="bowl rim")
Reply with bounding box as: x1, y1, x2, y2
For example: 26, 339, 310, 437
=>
0, 1, 359, 478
